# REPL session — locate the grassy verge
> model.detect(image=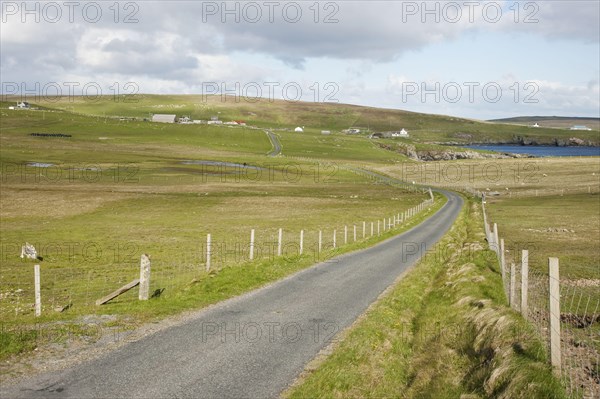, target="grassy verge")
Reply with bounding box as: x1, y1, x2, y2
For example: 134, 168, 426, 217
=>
285, 197, 565, 399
